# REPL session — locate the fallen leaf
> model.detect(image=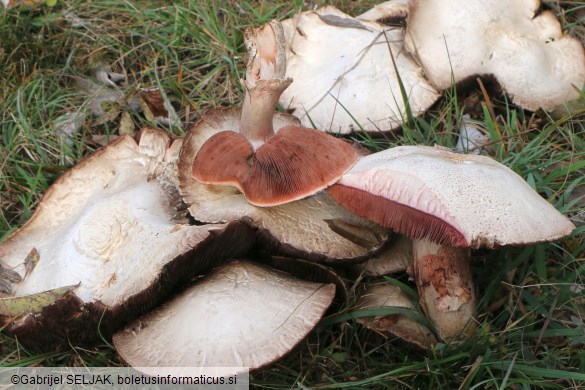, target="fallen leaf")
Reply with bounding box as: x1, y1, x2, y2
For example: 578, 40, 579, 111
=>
0, 285, 78, 317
